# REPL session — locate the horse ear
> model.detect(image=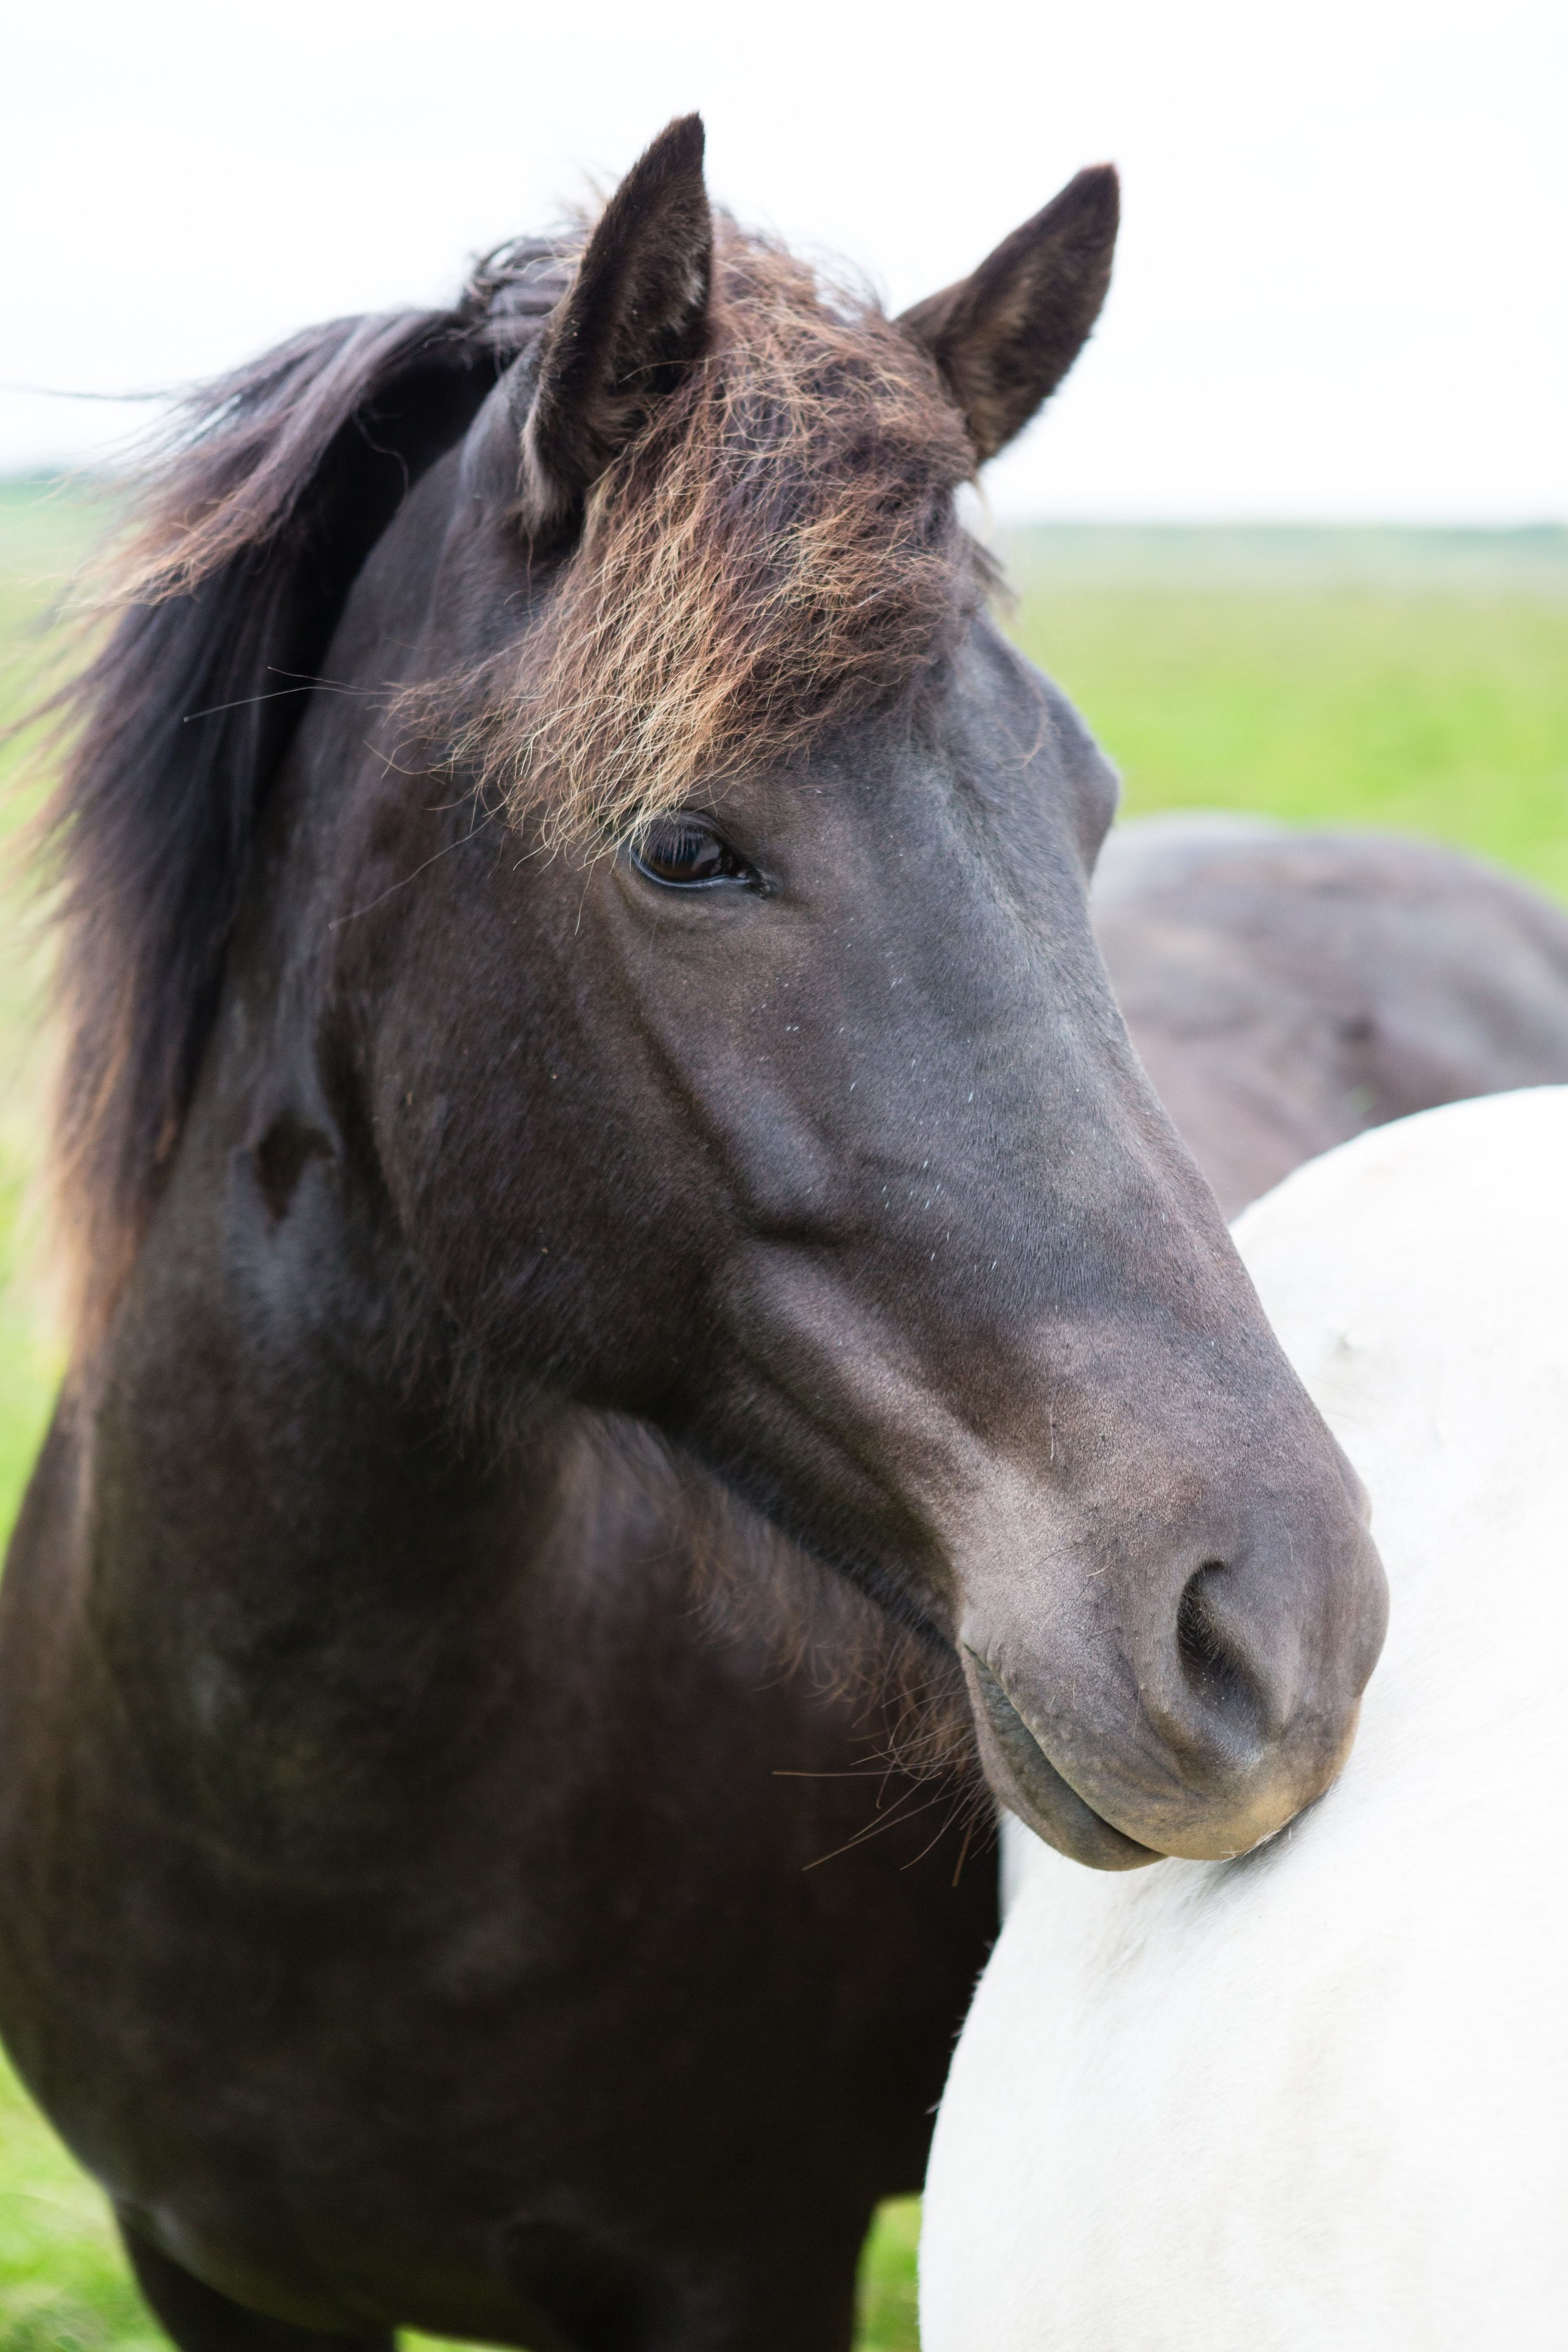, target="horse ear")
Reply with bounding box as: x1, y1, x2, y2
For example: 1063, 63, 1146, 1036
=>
519, 113, 712, 532
898, 166, 1119, 464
